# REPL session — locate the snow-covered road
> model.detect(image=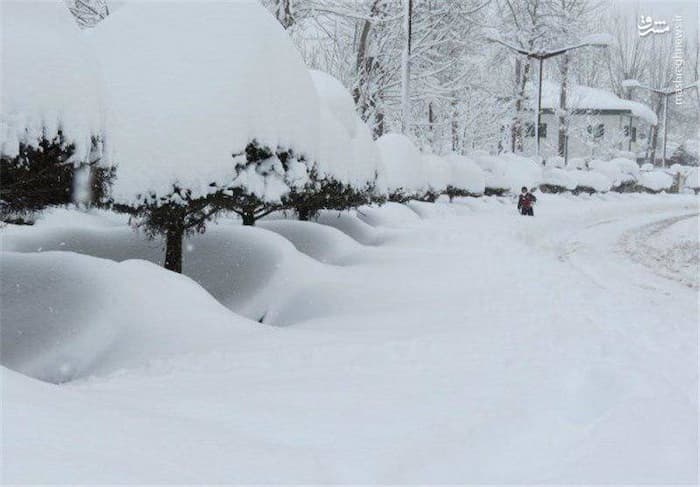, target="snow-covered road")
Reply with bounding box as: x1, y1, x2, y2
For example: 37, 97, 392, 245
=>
2, 194, 698, 483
